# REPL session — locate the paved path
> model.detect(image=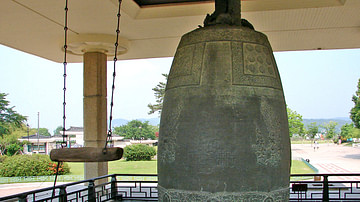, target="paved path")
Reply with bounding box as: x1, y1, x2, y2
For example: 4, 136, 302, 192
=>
292, 143, 360, 180
1, 144, 360, 198
0, 182, 67, 198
